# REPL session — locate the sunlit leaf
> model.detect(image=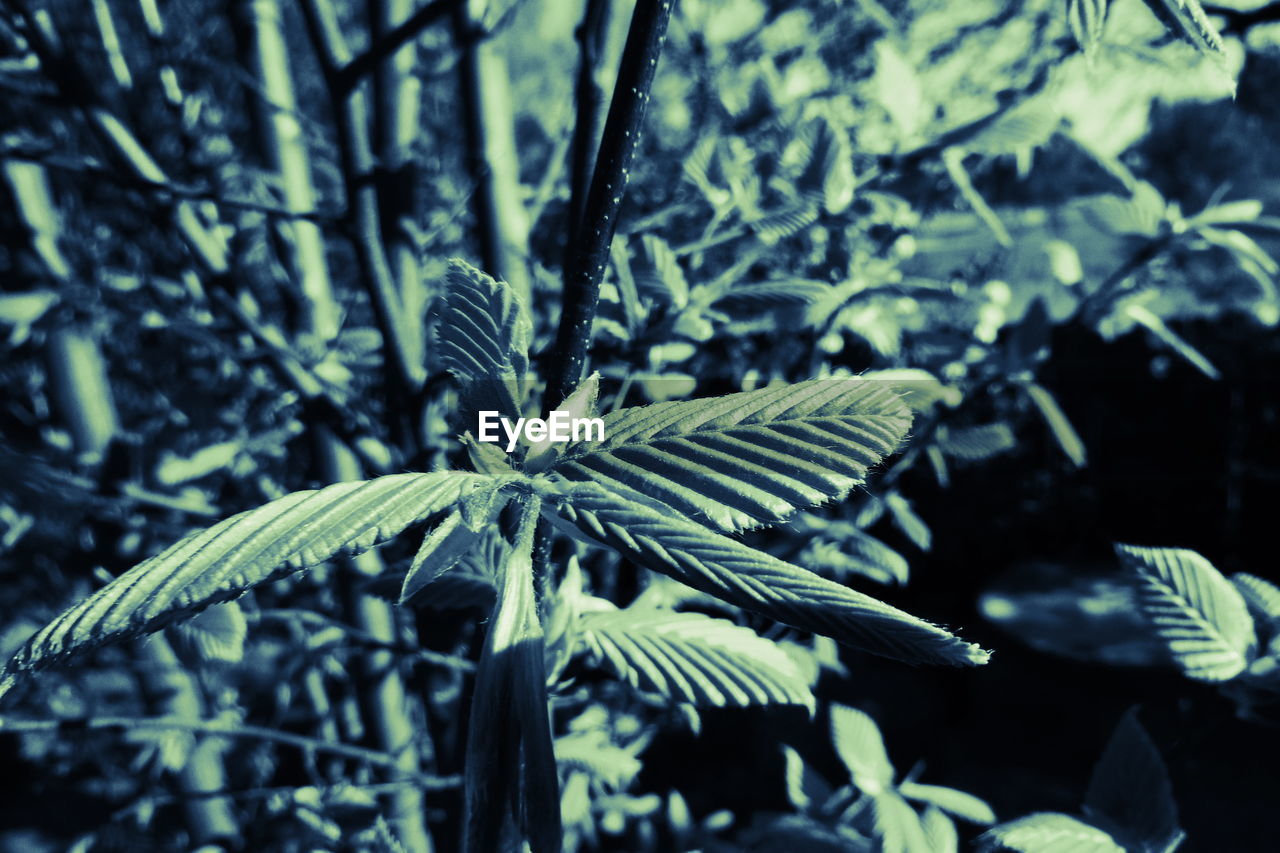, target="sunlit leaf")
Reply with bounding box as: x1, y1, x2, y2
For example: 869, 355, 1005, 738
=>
437, 259, 532, 422
545, 482, 988, 666
978, 813, 1125, 852
580, 607, 815, 711
1116, 544, 1255, 681
899, 781, 996, 825
3, 472, 499, 694
551, 379, 911, 533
